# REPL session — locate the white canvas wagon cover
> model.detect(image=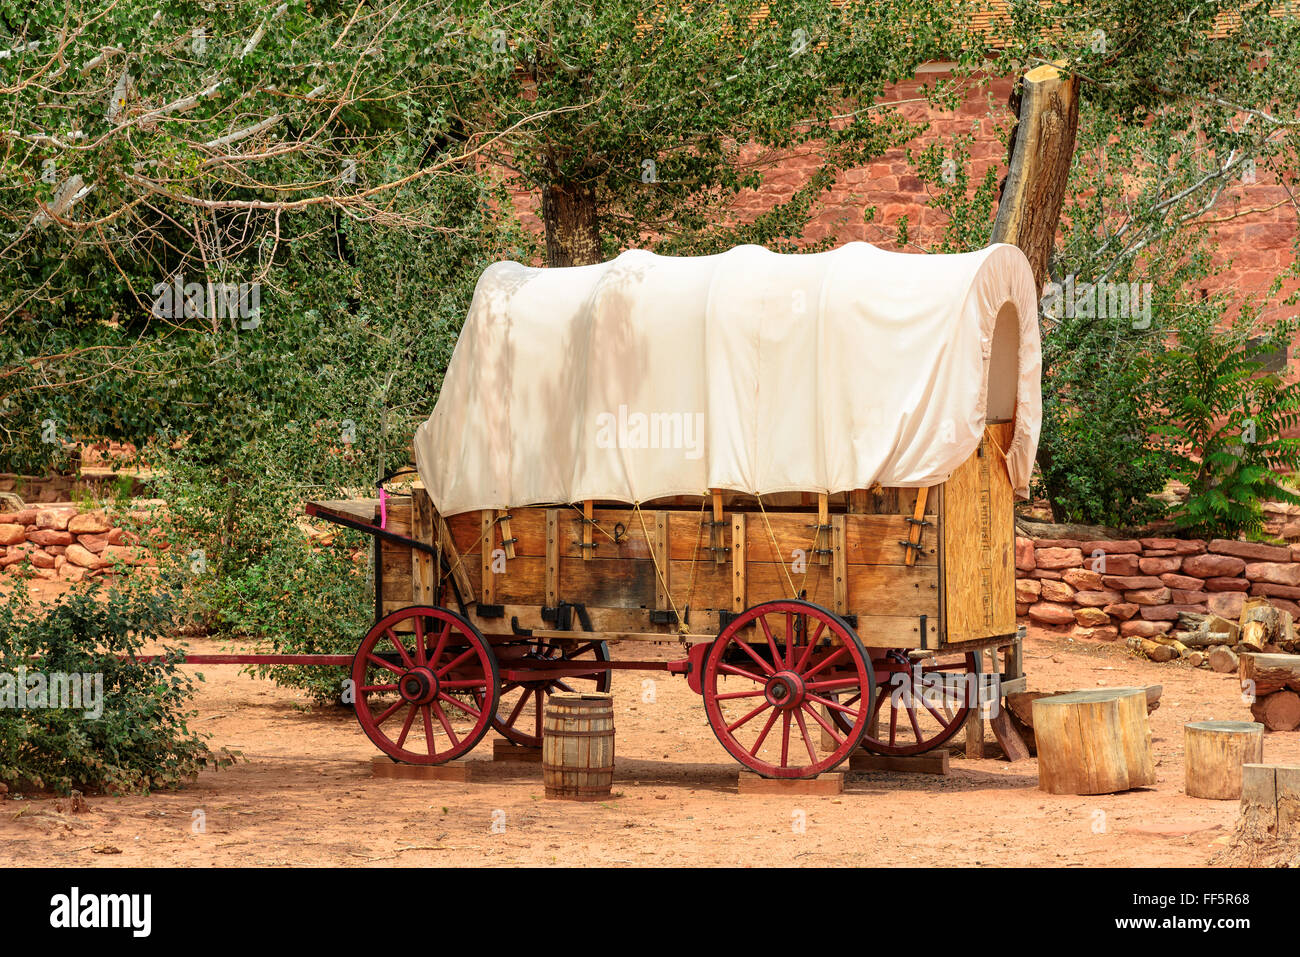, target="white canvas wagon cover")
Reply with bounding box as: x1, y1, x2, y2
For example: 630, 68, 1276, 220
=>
415, 242, 1041, 516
